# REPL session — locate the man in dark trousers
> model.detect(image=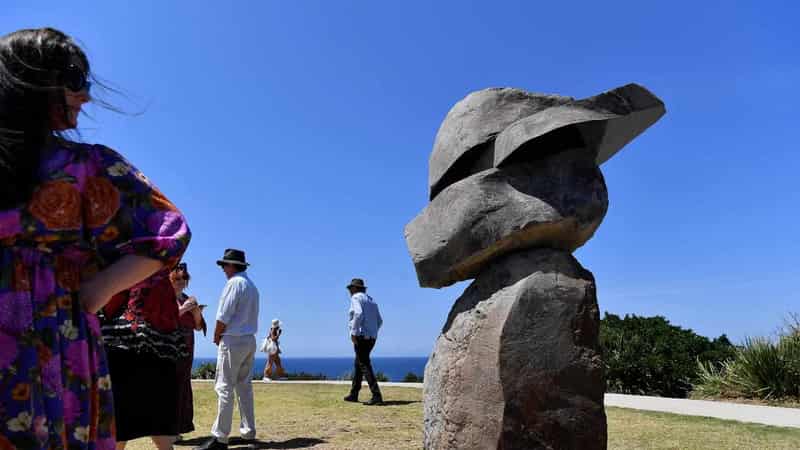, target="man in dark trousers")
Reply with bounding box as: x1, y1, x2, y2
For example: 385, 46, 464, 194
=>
343, 278, 384, 405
